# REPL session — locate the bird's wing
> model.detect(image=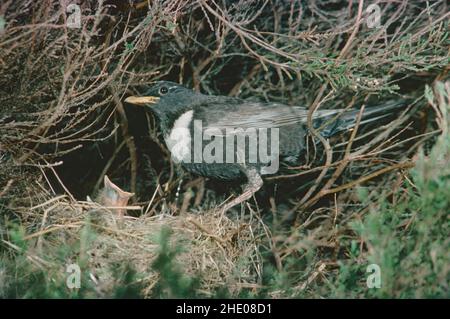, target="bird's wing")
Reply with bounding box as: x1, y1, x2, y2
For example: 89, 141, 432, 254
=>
196, 99, 341, 134
194, 97, 407, 139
